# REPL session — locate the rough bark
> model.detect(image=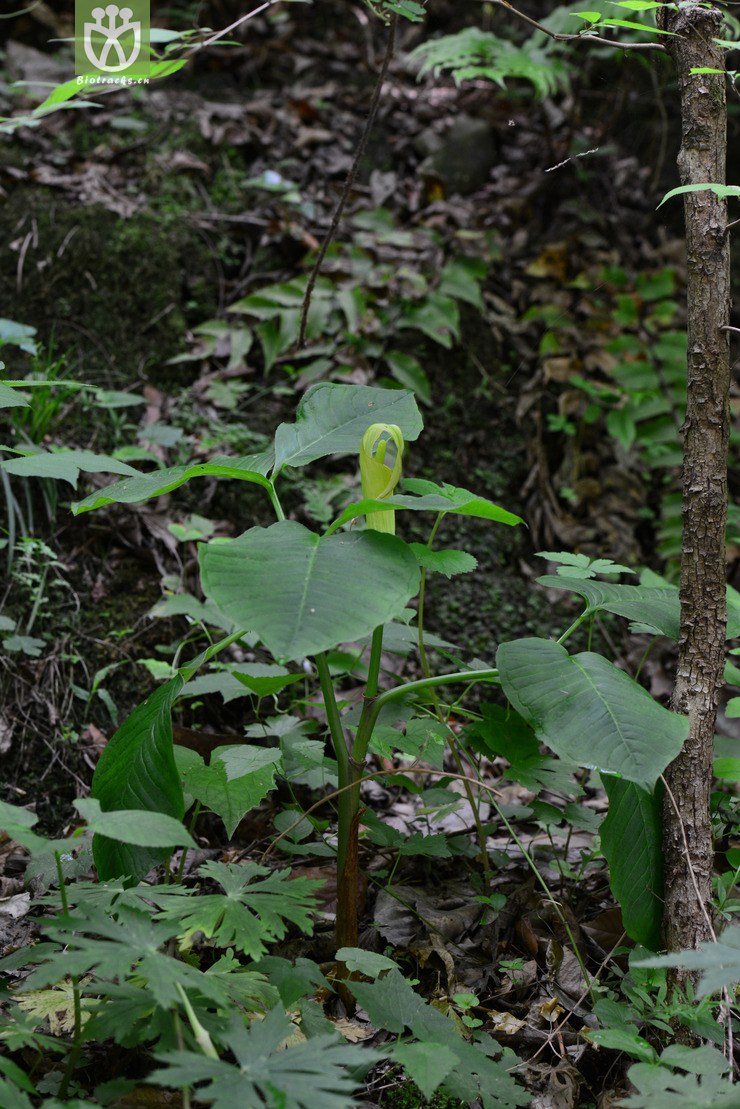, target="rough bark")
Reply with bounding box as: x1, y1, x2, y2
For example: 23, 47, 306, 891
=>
659, 3, 730, 956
